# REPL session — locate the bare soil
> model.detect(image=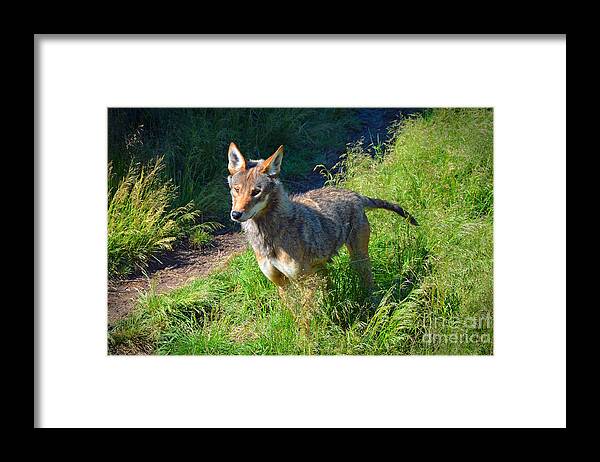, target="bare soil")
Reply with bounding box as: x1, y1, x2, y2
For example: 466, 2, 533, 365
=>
107, 232, 247, 327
